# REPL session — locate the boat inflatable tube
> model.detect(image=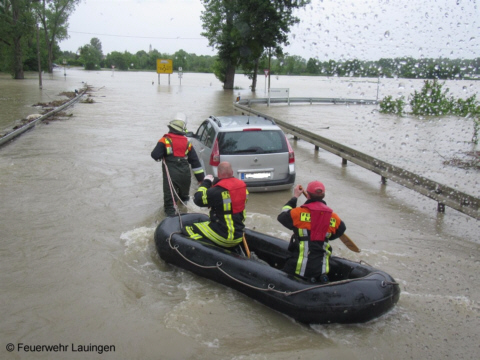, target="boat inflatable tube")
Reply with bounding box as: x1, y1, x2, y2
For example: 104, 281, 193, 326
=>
154, 213, 400, 324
